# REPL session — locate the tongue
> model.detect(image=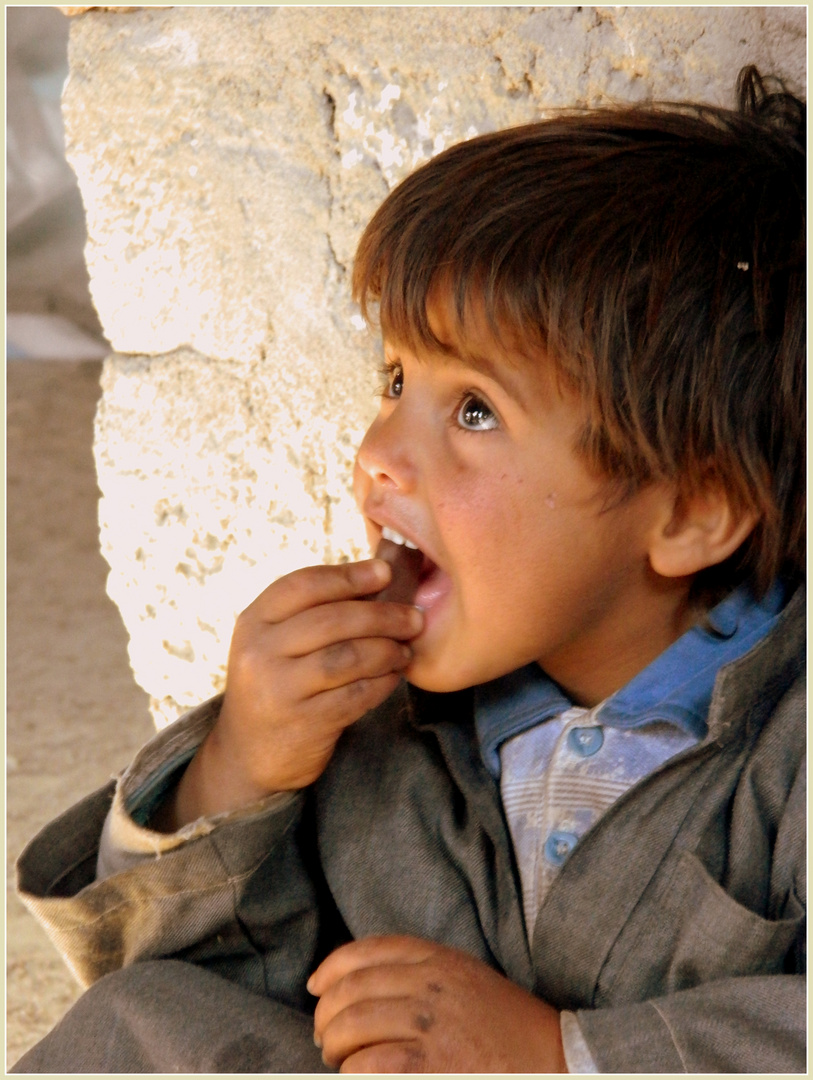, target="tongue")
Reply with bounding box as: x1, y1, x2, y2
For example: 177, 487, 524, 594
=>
368, 537, 423, 604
